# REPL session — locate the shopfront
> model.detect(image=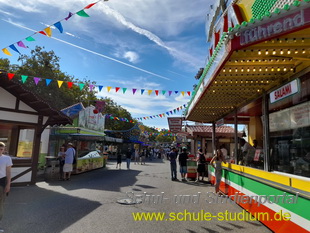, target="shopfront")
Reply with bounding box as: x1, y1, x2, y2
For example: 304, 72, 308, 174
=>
185, 1, 309, 232
0, 71, 72, 185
